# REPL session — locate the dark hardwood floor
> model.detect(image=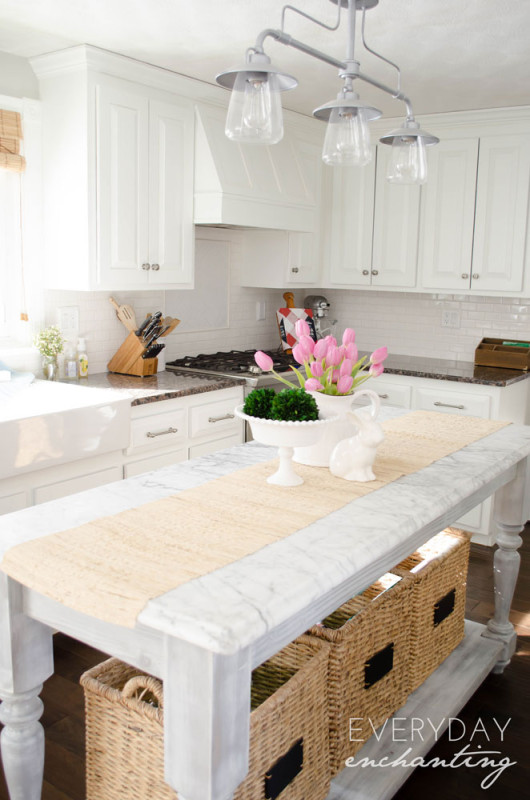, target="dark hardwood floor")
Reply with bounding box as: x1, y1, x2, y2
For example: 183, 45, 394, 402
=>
1, 531, 528, 800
